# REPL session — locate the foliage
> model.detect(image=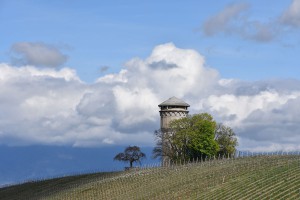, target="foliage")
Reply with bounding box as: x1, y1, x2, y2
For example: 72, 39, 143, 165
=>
114, 146, 146, 168
215, 123, 238, 157
153, 113, 220, 163
186, 113, 219, 159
